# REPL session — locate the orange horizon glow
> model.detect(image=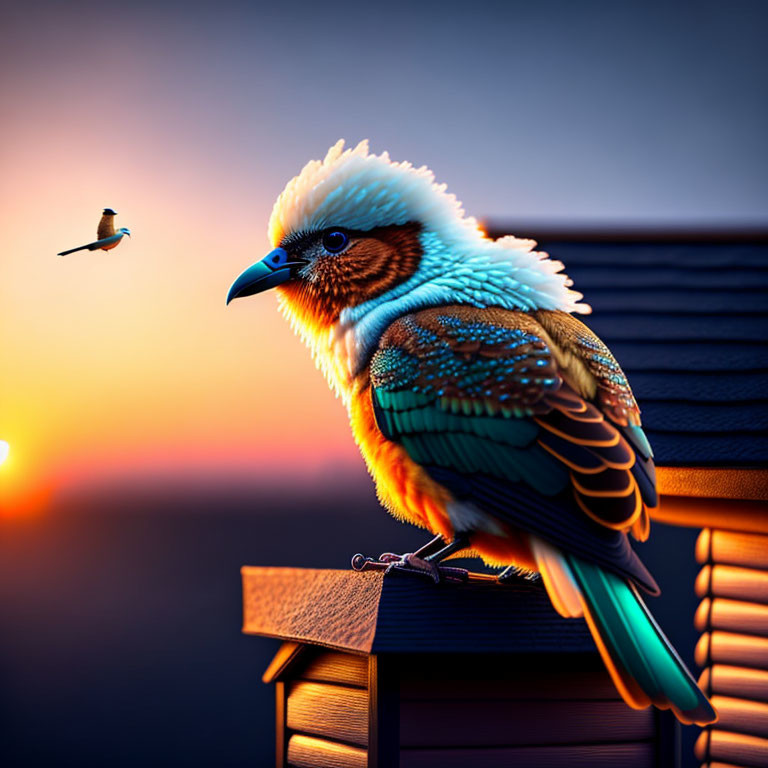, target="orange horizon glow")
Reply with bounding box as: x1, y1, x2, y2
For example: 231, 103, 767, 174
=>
0, 128, 363, 509
5, 4, 766, 515
0, 18, 382, 511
